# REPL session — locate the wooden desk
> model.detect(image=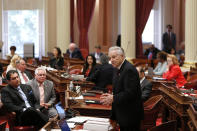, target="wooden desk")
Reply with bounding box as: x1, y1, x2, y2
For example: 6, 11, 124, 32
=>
41, 116, 109, 130
159, 83, 194, 131
147, 76, 175, 97
41, 56, 84, 66
26, 64, 95, 108
46, 71, 95, 108
68, 94, 111, 118
0, 59, 9, 66
187, 104, 197, 131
